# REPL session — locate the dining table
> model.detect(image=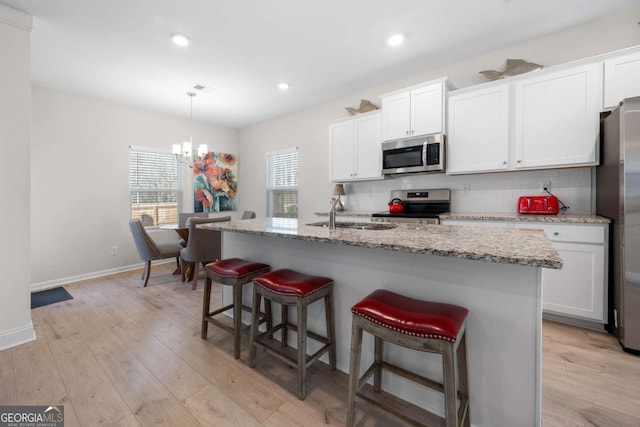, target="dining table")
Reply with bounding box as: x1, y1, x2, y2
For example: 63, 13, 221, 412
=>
160, 224, 193, 279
